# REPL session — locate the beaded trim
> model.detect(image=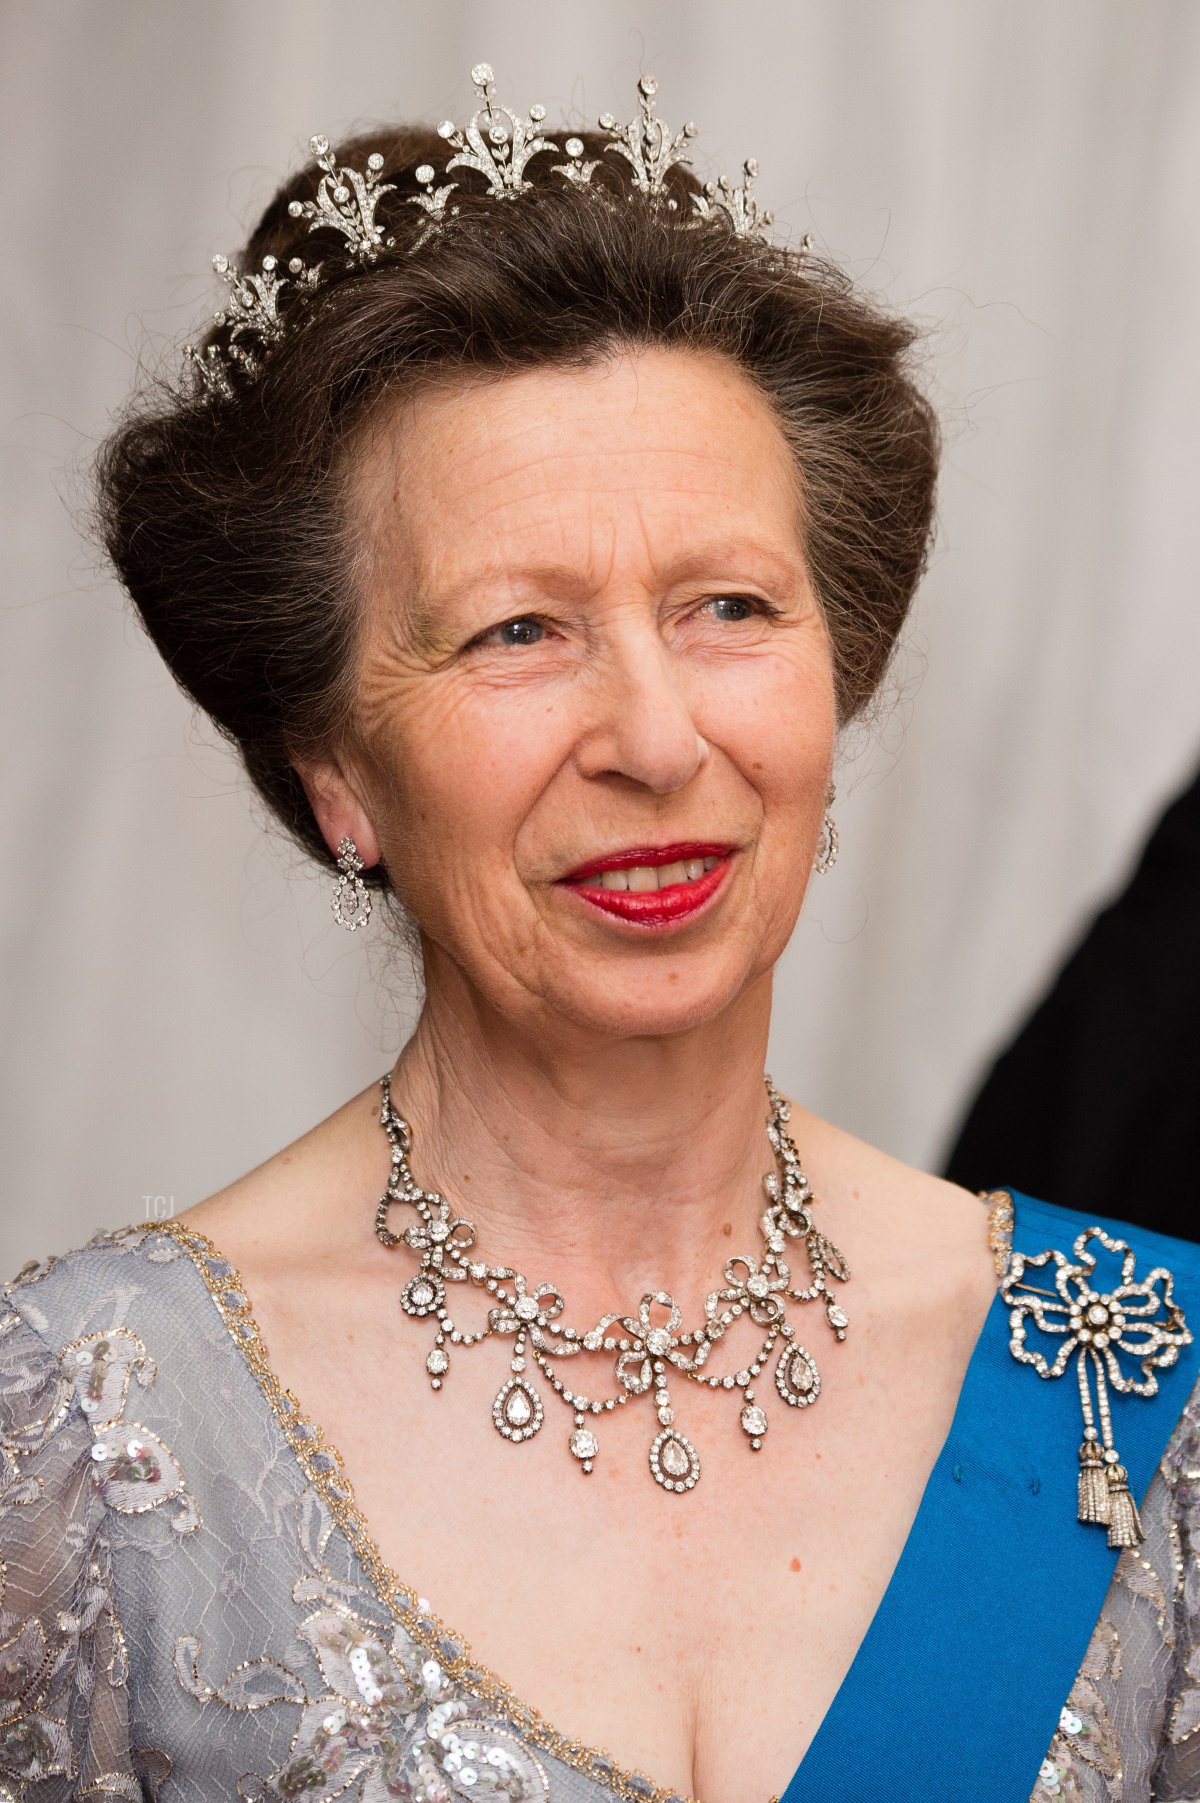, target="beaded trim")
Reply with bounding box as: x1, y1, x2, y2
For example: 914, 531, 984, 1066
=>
982, 1189, 1015, 1279
100, 1190, 1012, 1803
